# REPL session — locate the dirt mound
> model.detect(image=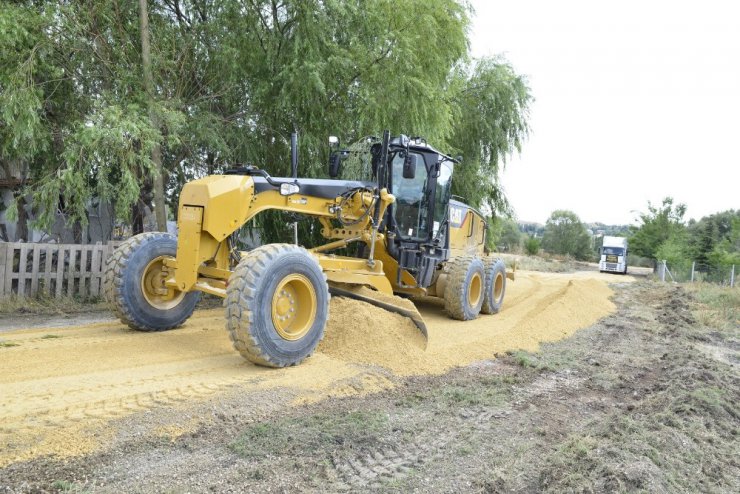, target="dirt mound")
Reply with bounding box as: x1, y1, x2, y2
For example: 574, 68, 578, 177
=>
319, 297, 427, 372
320, 274, 616, 376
